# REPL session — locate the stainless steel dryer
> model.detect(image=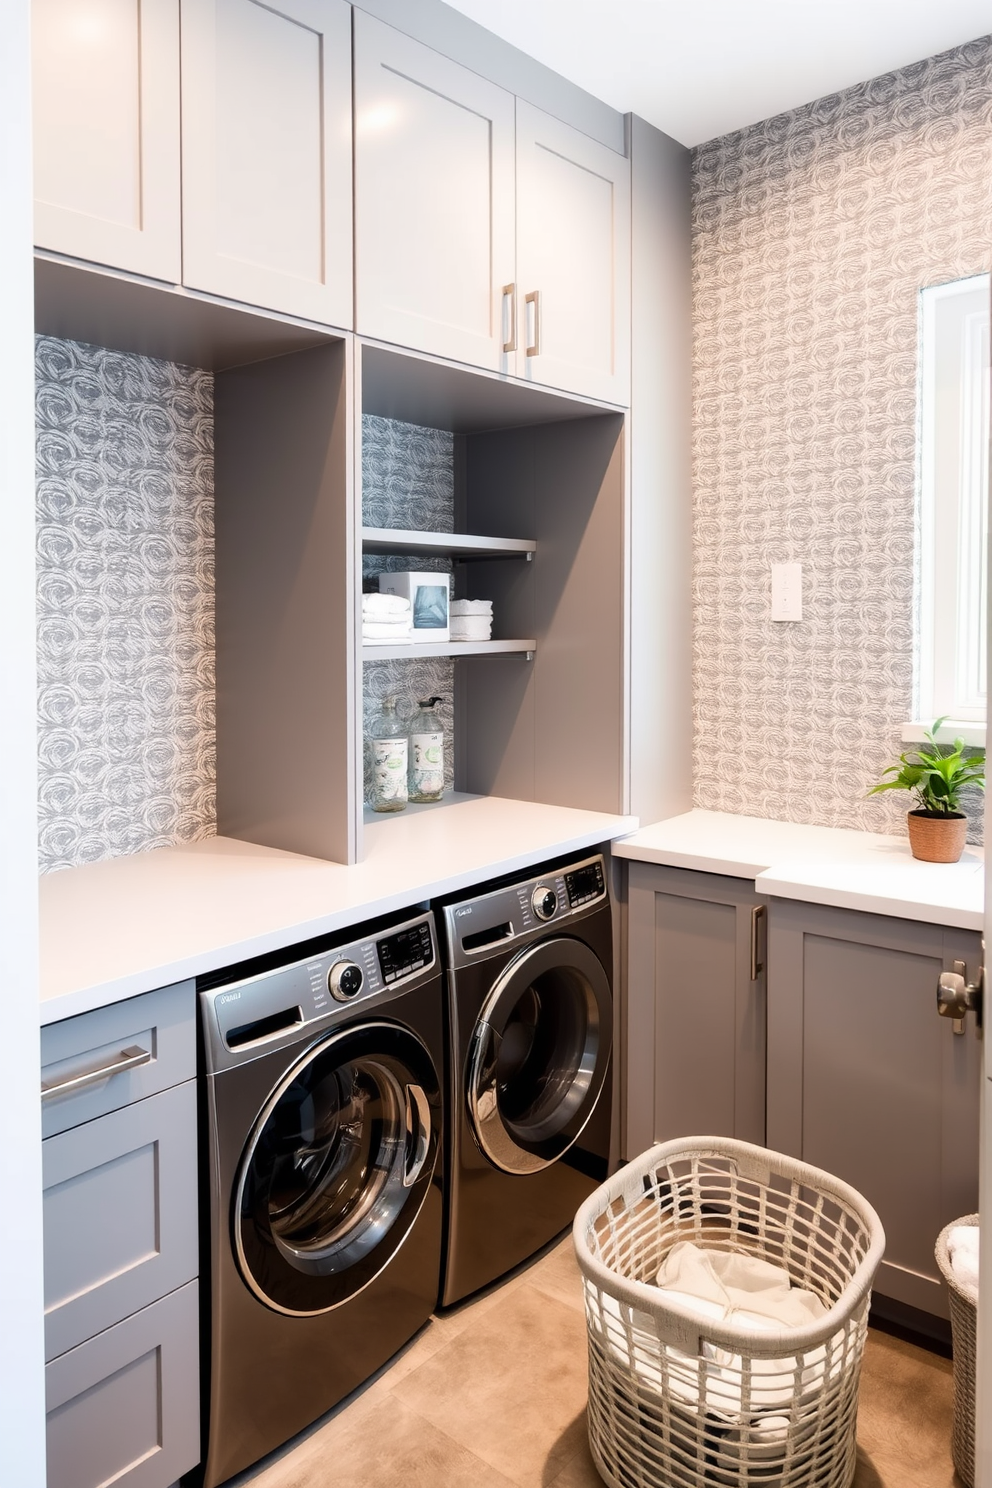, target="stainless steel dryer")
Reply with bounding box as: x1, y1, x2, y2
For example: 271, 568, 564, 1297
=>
437, 852, 613, 1307
198, 910, 443, 1488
